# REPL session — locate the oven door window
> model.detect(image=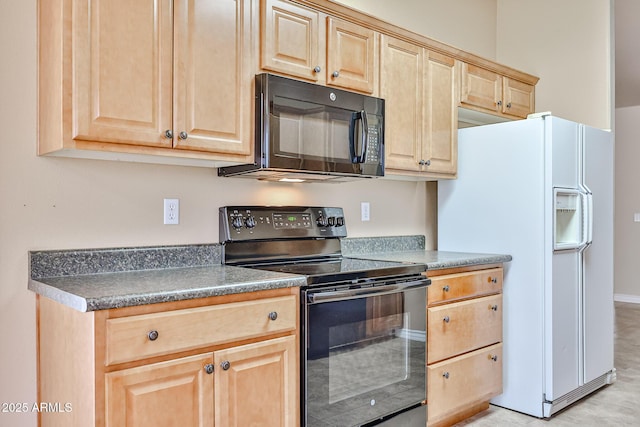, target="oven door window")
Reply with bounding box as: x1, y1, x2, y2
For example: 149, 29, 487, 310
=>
305, 286, 426, 426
